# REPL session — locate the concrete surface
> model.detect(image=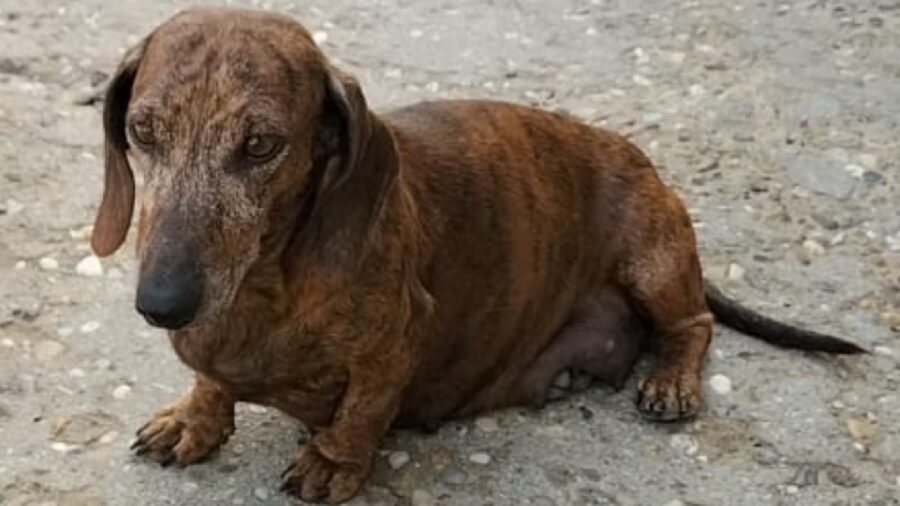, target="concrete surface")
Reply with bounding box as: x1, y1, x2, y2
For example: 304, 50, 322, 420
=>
1, 0, 899, 505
